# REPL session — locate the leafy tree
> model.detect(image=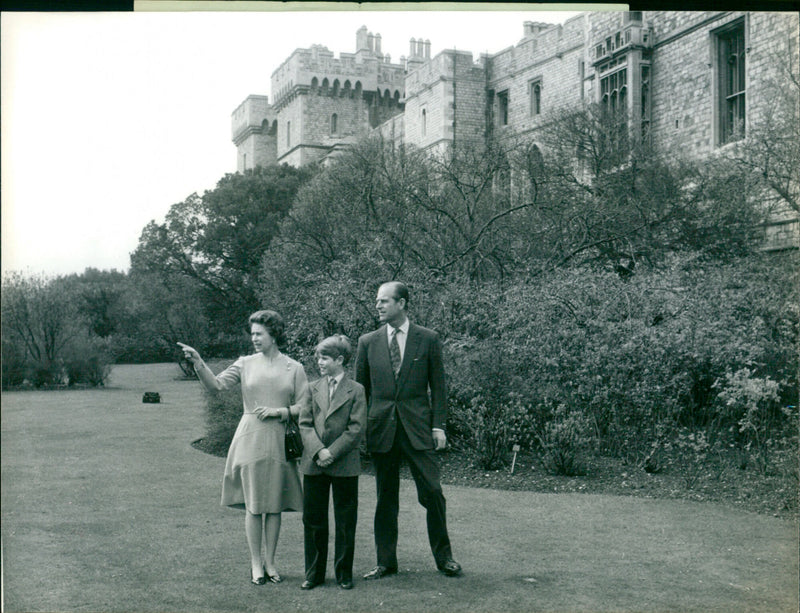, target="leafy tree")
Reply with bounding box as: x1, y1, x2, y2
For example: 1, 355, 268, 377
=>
61, 268, 129, 338
1, 272, 112, 387
1, 273, 82, 382
131, 164, 314, 332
